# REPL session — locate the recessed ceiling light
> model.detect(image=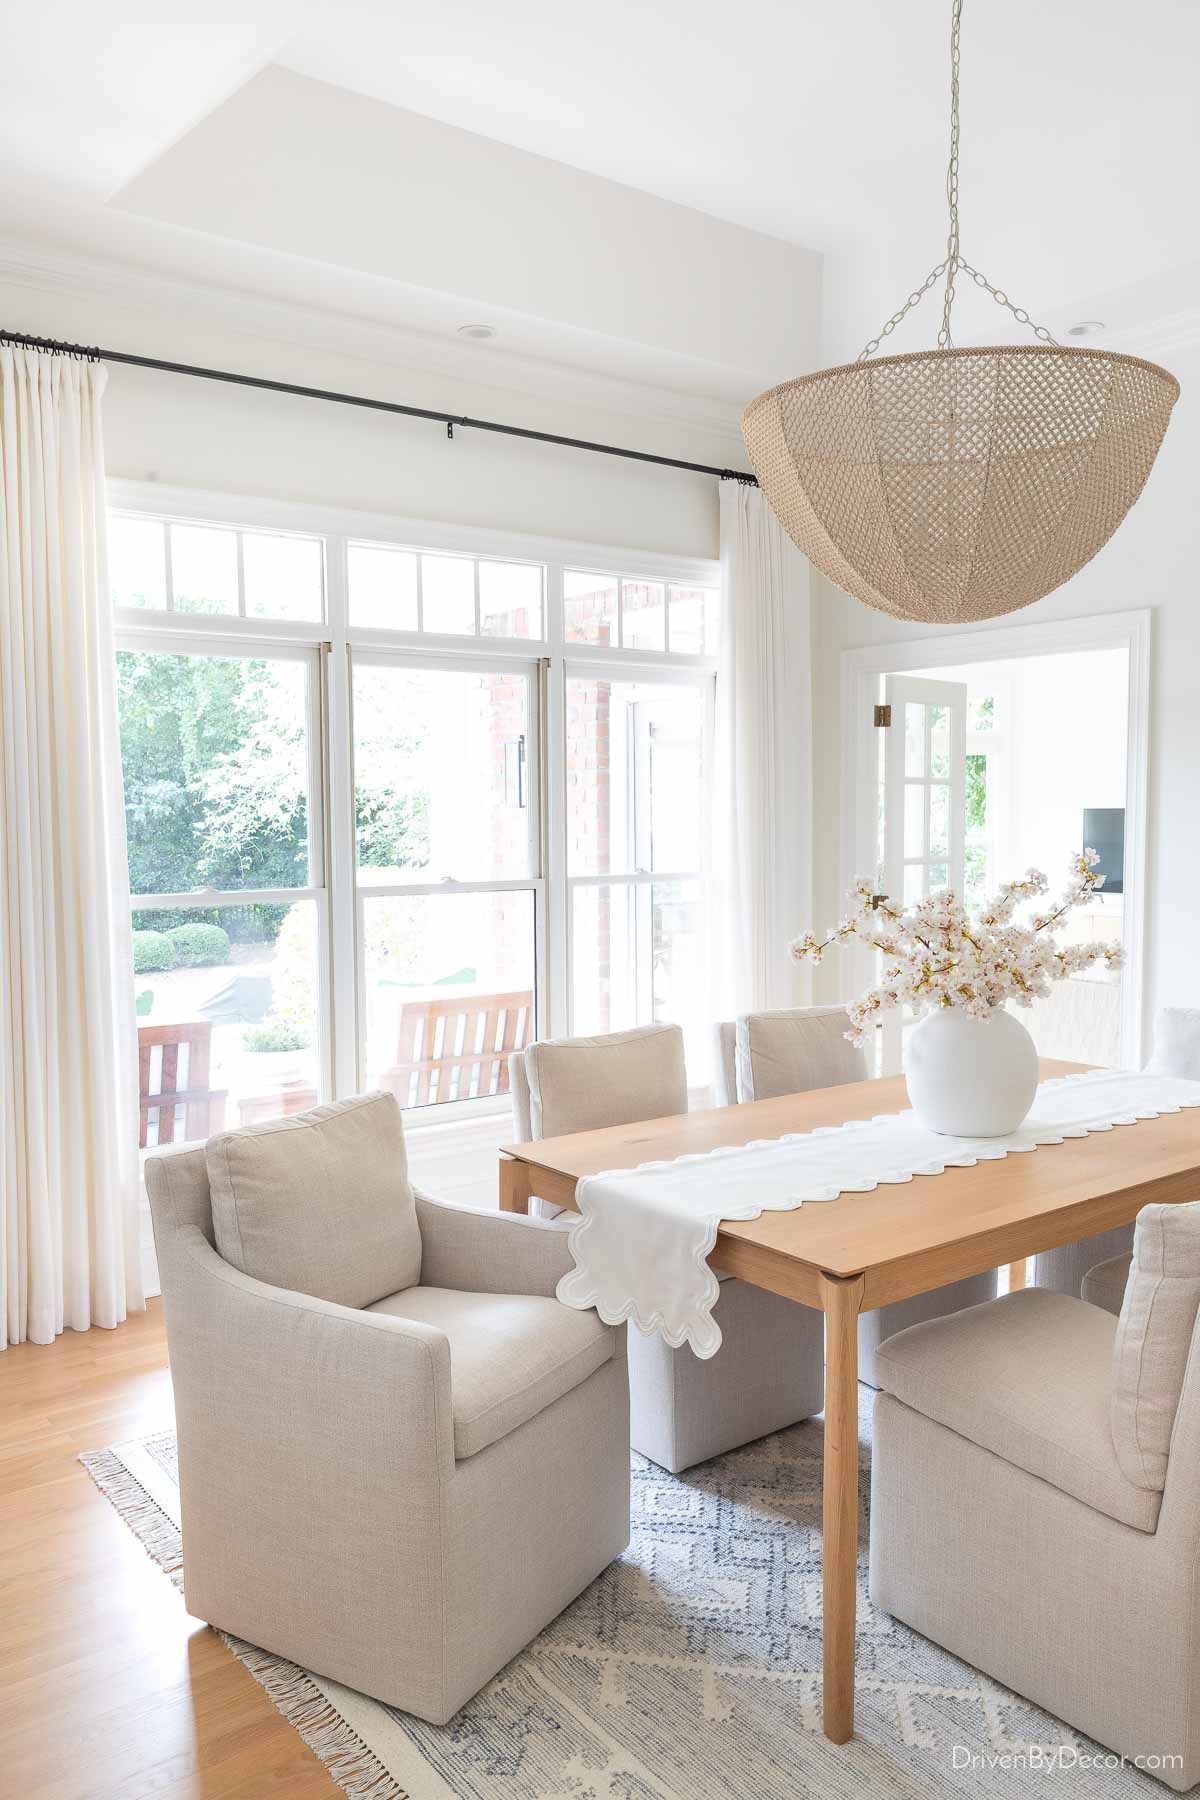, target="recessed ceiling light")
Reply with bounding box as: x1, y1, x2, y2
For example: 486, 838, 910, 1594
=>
457, 324, 496, 341
1067, 320, 1107, 337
